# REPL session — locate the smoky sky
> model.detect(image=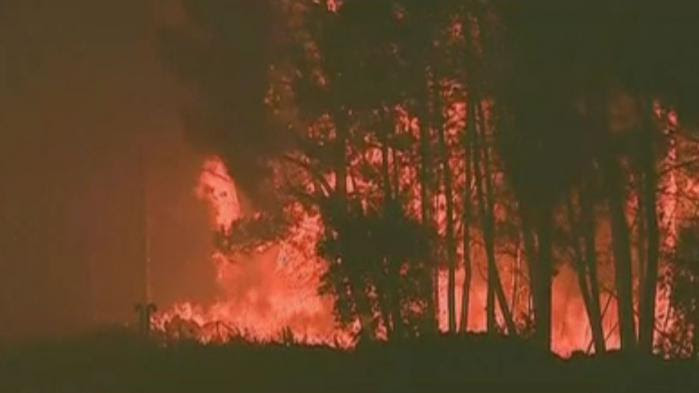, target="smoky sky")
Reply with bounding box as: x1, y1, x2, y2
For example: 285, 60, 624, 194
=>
158, 0, 284, 207
0, 1, 221, 341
